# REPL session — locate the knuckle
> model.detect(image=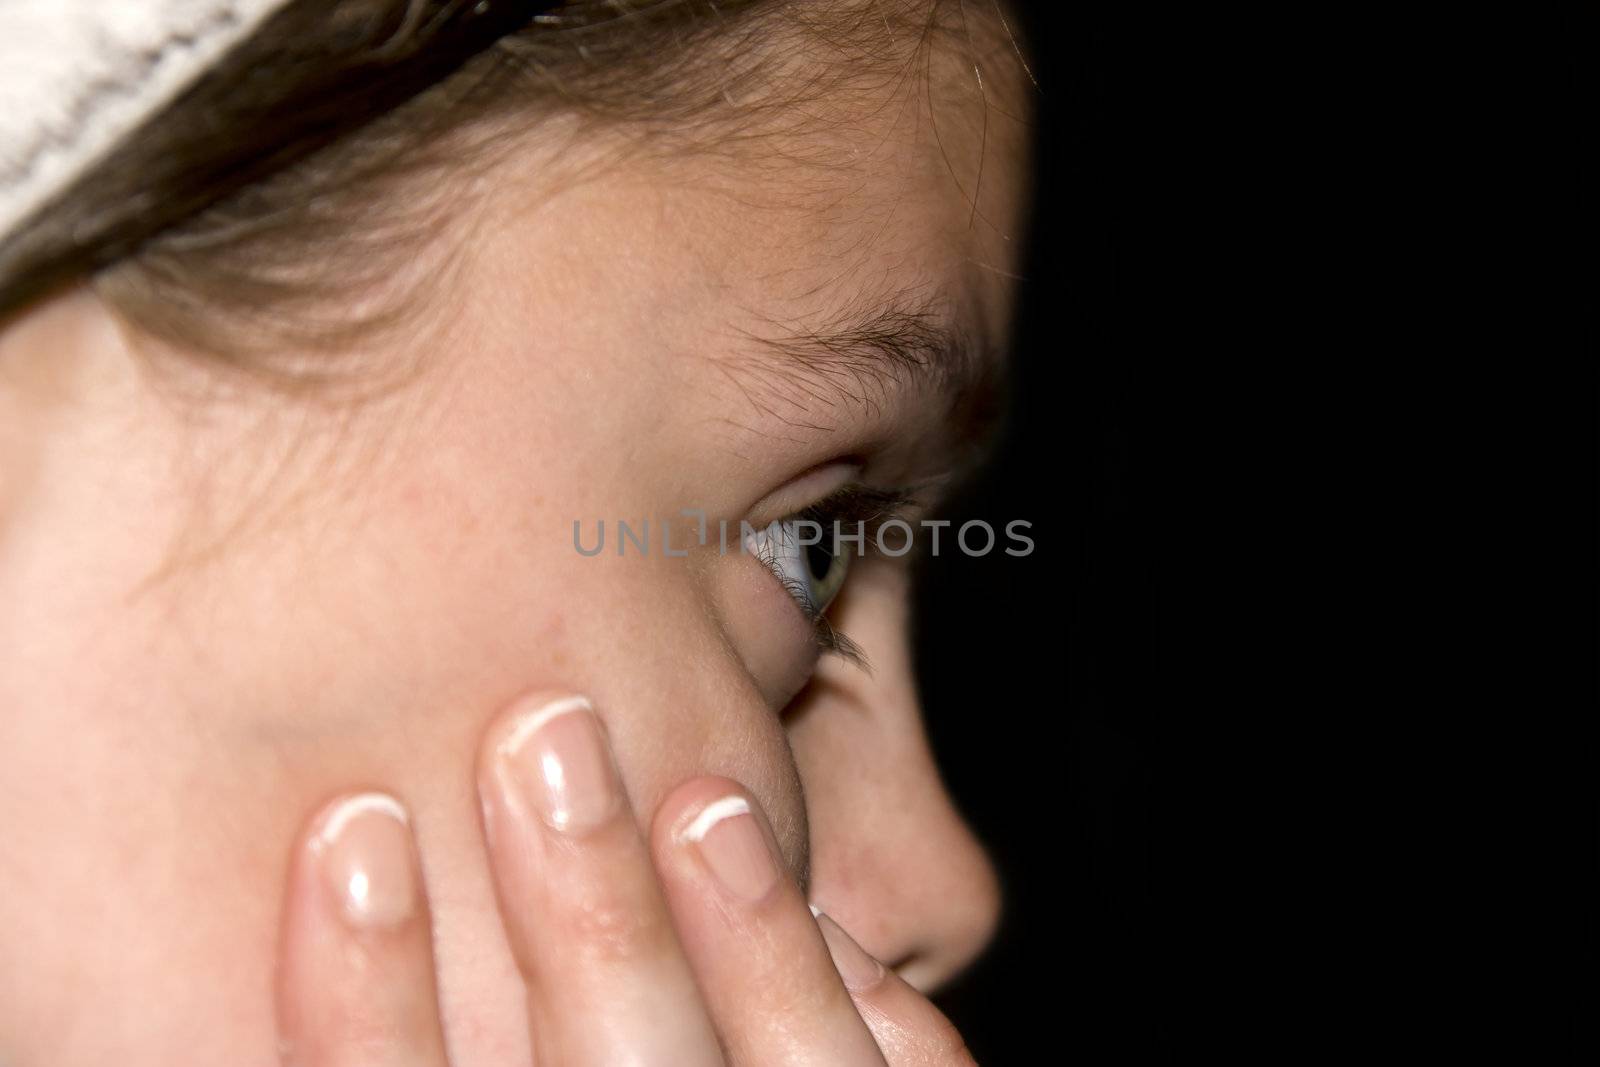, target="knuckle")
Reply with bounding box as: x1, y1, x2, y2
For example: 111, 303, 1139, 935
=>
747, 962, 849, 1021
564, 894, 672, 964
